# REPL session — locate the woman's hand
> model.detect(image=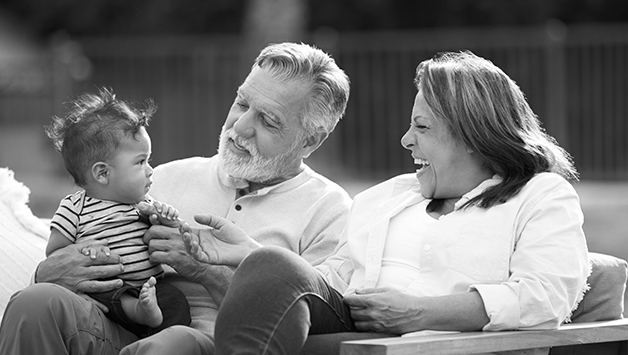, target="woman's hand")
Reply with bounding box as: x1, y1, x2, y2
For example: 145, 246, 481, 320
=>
181, 214, 261, 267
36, 240, 124, 294
344, 288, 490, 334
343, 287, 423, 334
